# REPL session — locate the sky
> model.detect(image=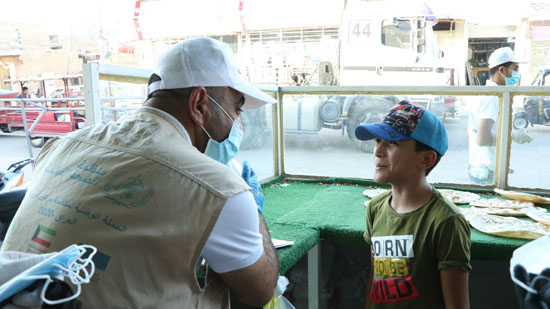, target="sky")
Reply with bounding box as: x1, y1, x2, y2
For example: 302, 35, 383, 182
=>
0, 0, 538, 40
